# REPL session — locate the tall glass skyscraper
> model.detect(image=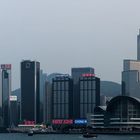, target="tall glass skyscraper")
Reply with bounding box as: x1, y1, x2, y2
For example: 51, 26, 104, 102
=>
52, 74, 73, 119
0, 64, 11, 127
122, 30, 140, 98
21, 60, 40, 124
71, 67, 95, 119
79, 74, 100, 118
